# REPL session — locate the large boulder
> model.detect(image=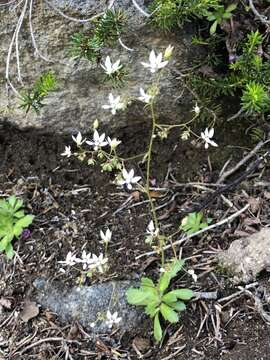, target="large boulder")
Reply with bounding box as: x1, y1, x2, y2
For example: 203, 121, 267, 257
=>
33, 278, 147, 334
218, 228, 270, 284
0, 0, 198, 133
